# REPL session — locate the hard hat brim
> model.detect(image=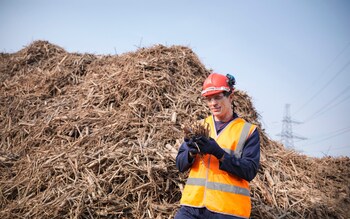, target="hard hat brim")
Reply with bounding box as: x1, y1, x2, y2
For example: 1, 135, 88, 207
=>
201, 90, 224, 97
201, 86, 230, 97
